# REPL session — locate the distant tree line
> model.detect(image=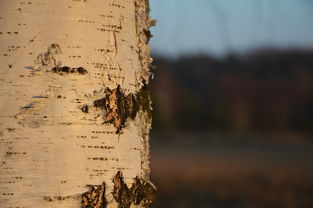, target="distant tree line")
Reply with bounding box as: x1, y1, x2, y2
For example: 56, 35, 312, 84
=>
151, 49, 313, 134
